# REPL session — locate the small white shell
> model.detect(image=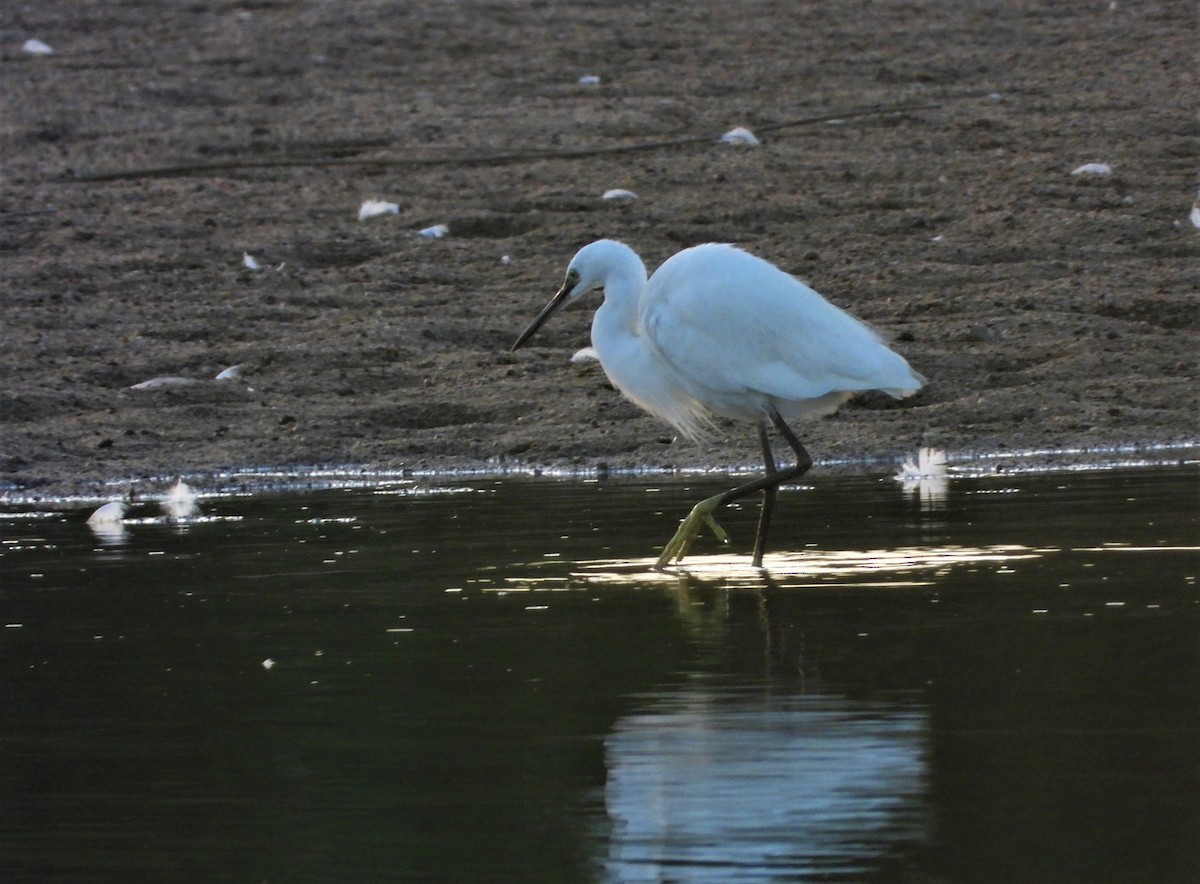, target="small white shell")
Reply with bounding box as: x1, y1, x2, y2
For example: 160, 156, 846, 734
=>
22, 39, 53, 56
1189, 205, 1200, 230
129, 376, 197, 390
215, 364, 243, 381
719, 127, 760, 146
87, 501, 127, 526
358, 199, 399, 221
578, 75, 601, 86
602, 189, 638, 201
242, 252, 261, 270
261, 658, 276, 670
1071, 163, 1112, 176
418, 224, 449, 238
